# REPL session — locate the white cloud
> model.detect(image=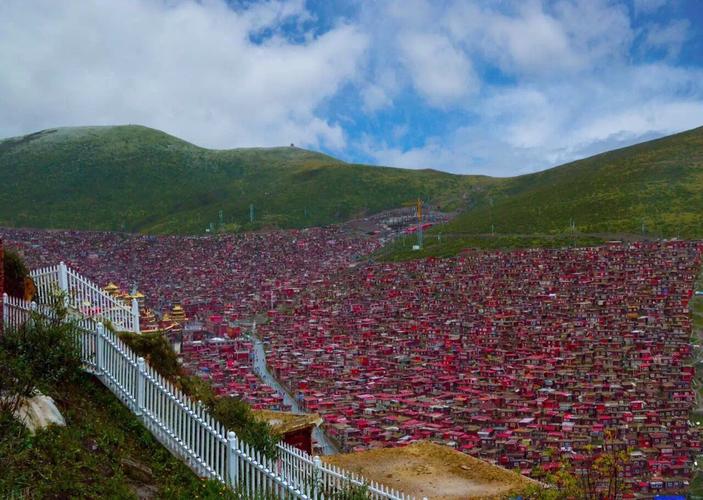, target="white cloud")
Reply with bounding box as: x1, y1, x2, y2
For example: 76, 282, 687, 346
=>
642, 19, 690, 58
364, 61, 703, 176
633, 0, 669, 14
1, 0, 701, 177
0, 0, 368, 150
398, 32, 478, 105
